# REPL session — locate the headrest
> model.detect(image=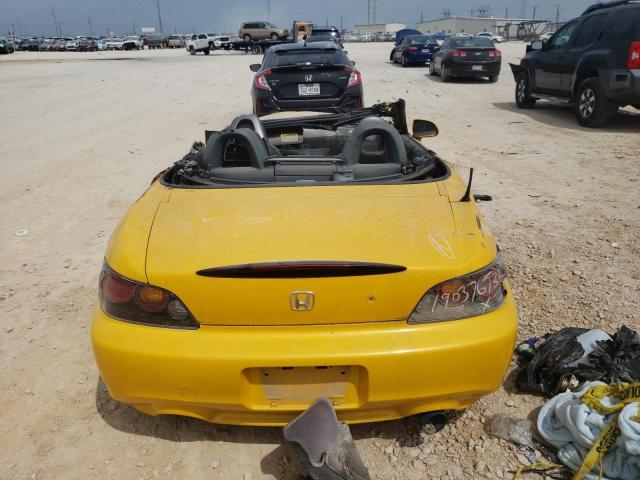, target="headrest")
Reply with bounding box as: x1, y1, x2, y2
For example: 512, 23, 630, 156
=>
340, 117, 408, 166
201, 128, 269, 170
